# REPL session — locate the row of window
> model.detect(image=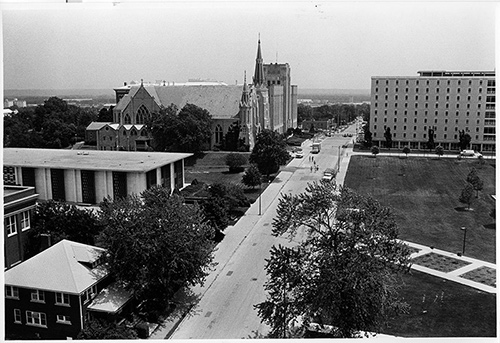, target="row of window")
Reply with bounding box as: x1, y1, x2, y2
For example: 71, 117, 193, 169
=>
373, 110, 496, 118
376, 94, 487, 102
5, 211, 30, 237
374, 117, 492, 126
375, 79, 494, 86
123, 105, 150, 125
6, 286, 70, 306
374, 87, 493, 95
13, 309, 71, 327
375, 102, 484, 109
